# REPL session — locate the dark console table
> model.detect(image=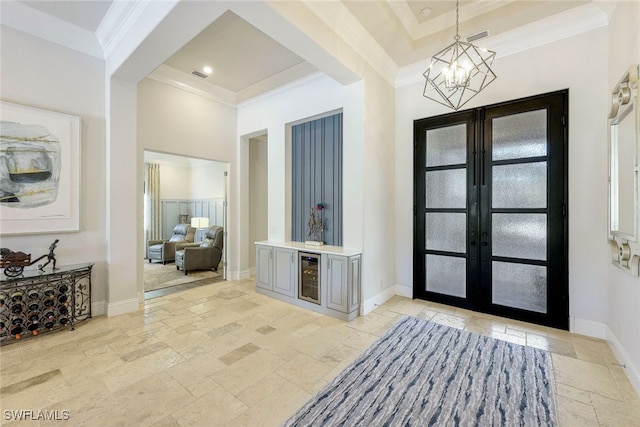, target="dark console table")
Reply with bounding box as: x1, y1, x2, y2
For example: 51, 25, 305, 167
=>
0, 263, 92, 344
